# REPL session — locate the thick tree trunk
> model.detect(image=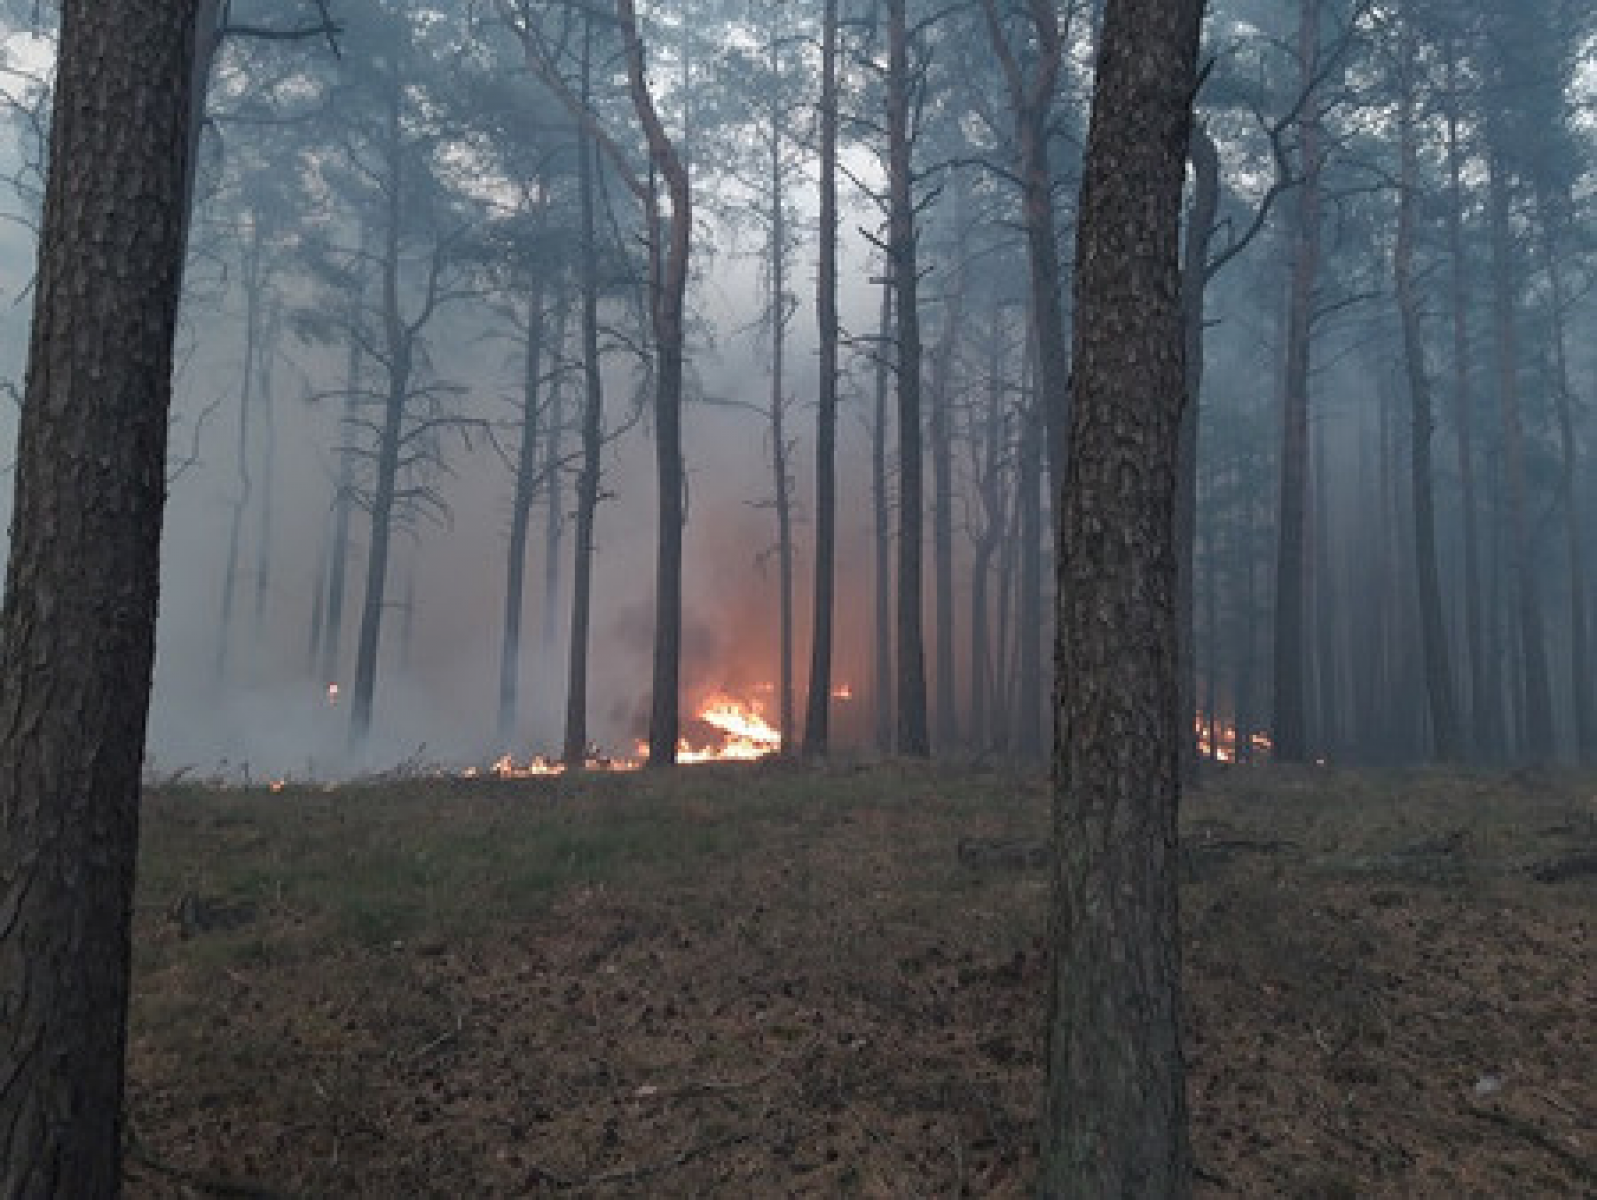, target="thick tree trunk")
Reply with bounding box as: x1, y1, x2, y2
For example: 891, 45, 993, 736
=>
1272, 0, 1322, 765
802, 0, 840, 758
1043, 0, 1201, 1189
1394, 36, 1460, 761
563, 38, 604, 768
887, 0, 929, 757
1486, 149, 1554, 762
618, 0, 692, 769
0, 1, 198, 1188
499, 281, 547, 749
